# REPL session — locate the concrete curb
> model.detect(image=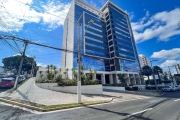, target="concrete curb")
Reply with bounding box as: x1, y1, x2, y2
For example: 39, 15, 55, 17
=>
0, 98, 111, 112
0, 98, 44, 111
